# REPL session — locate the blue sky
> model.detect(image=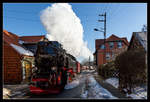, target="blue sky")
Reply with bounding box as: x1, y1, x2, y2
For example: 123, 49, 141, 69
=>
3, 3, 147, 54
